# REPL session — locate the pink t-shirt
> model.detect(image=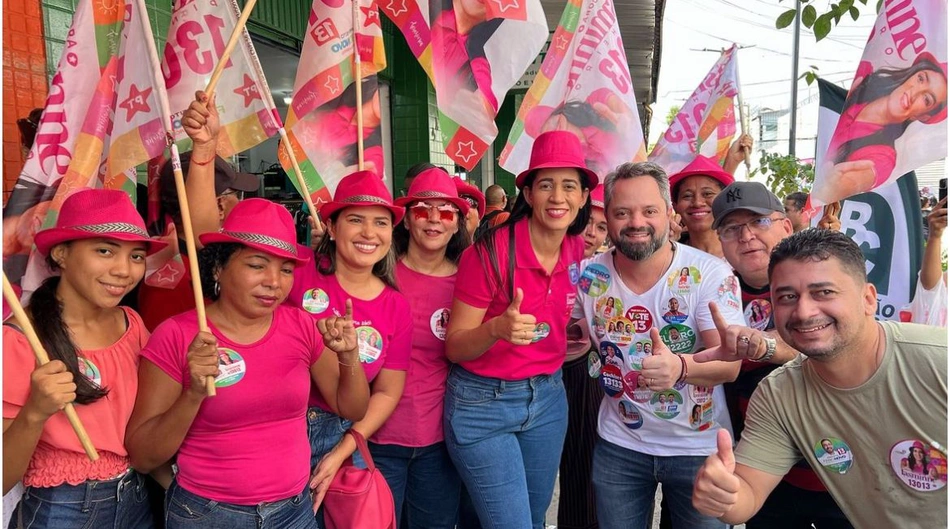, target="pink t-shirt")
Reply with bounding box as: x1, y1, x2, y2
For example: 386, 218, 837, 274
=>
141, 305, 321, 504
2, 307, 147, 487
828, 101, 895, 188
288, 248, 412, 410
373, 262, 455, 447
453, 219, 584, 380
